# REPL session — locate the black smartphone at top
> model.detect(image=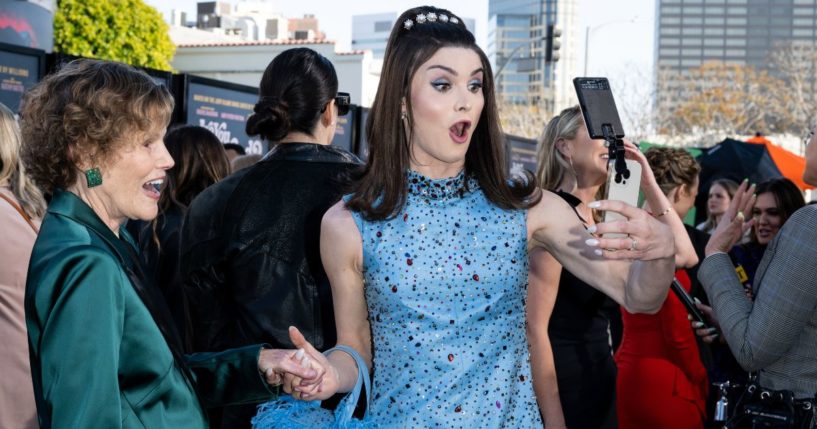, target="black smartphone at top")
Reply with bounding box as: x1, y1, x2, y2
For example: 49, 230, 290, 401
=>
573, 77, 625, 140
